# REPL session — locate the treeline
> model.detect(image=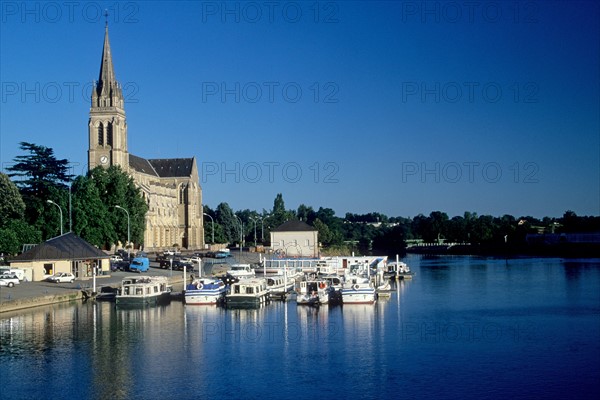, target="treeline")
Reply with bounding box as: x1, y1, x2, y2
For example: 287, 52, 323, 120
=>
204, 193, 600, 255
2, 142, 598, 257
0, 142, 147, 255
